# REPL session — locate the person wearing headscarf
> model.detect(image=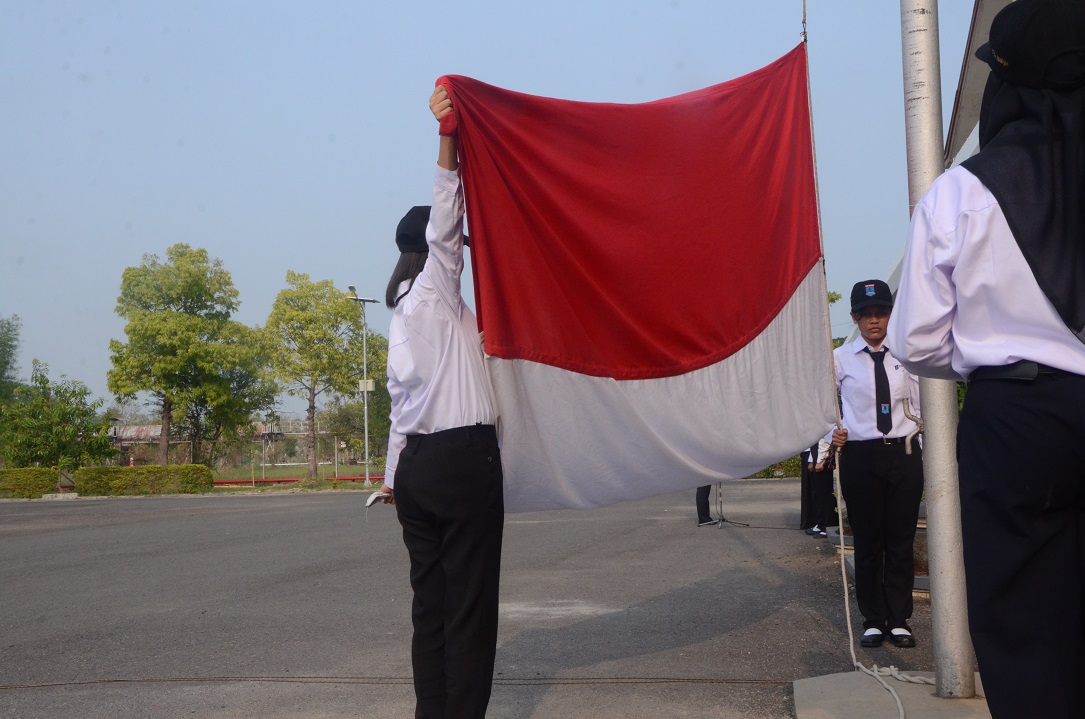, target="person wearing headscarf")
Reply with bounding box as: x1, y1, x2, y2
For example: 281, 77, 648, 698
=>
887, 2, 1085, 716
